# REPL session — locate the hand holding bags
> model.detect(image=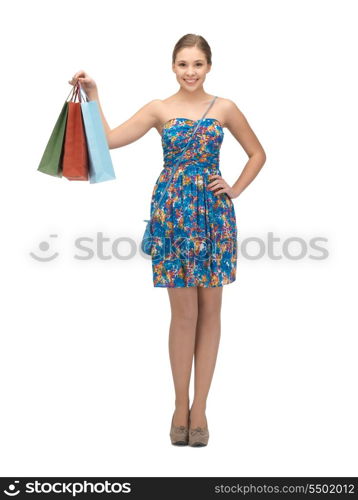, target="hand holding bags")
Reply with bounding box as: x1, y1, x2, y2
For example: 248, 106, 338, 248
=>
37, 82, 116, 184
